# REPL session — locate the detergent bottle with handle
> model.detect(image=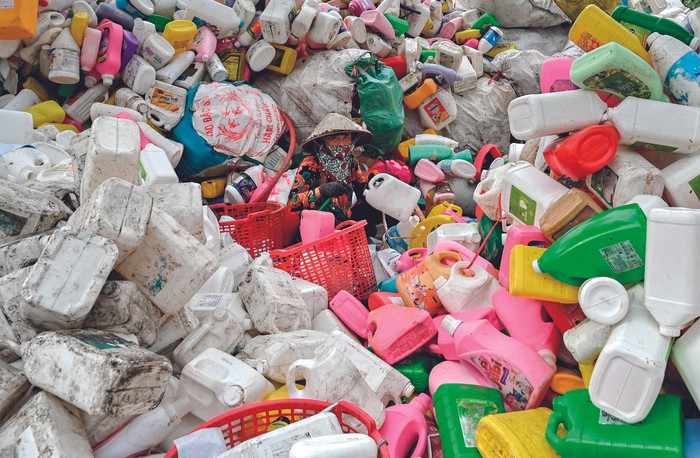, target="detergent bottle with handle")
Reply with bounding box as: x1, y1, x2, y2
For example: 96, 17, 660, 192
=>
378, 393, 431, 458
646, 32, 700, 108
